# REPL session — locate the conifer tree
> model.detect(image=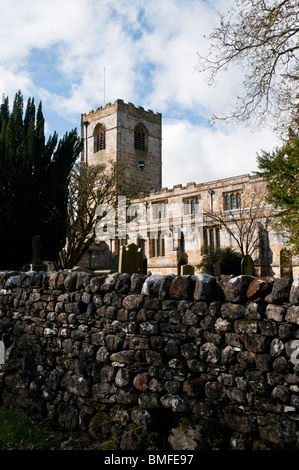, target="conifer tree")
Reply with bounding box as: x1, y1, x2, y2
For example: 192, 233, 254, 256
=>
0, 91, 83, 269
